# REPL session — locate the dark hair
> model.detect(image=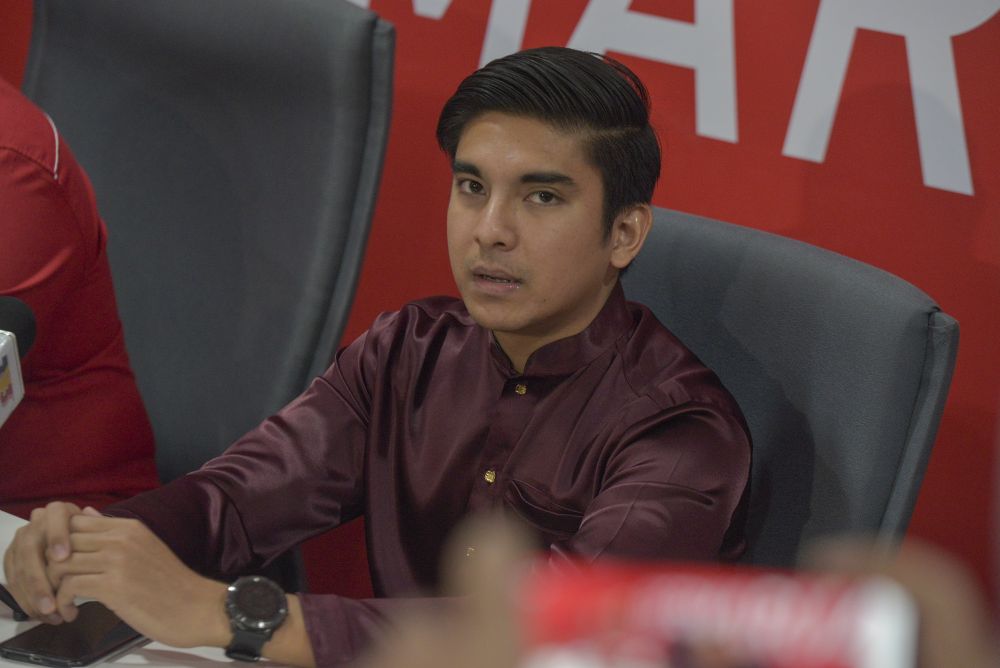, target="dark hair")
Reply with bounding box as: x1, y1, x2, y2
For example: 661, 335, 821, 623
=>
436, 46, 661, 238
